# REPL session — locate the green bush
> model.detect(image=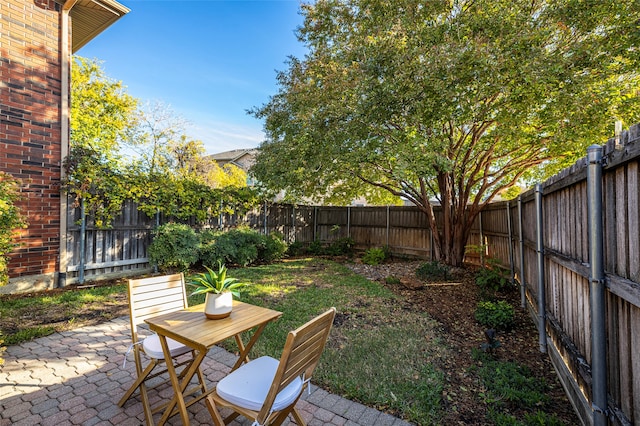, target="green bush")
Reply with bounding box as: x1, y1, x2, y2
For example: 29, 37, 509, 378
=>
0, 173, 27, 286
475, 300, 515, 330
287, 241, 306, 256
199, 228, 288, 267
416, 261, 450, 281
148, 223, 199, 272
260, 232, 288, 262
326, 237, 355, 256
385, 275, 401, 285
215, 228, 262, 266
362, 247, 387, 265
198, 229, 223, 267
476, 259, 511, 296
307, 239, 324, 255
